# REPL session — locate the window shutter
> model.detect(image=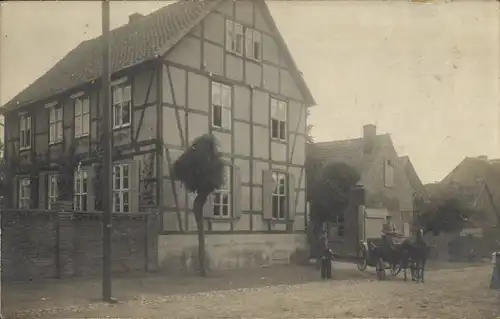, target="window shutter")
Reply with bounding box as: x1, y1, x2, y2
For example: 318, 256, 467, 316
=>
245, 28, 252, 57
288, 174, 296, 221
232, 165, 242, 219
262, 170, 274, 220
225, 20, 233, 50
130, 159, 140, 213
13, 176, 19, 209
202, 193, 214, 218
39, 172, 47, 209
87, 166, 96, 211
